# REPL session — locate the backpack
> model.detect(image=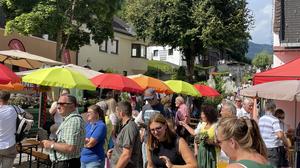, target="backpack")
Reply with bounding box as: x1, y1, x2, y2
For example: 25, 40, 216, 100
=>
12, 105, 34, 143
